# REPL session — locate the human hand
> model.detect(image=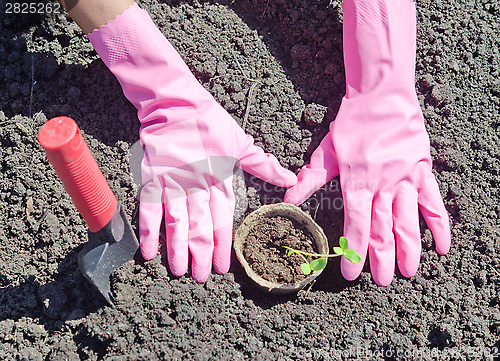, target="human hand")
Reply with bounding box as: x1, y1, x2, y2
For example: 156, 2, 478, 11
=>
88, 3, 297, 282
137, 101, 296, 283
285, 0, 451, 286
